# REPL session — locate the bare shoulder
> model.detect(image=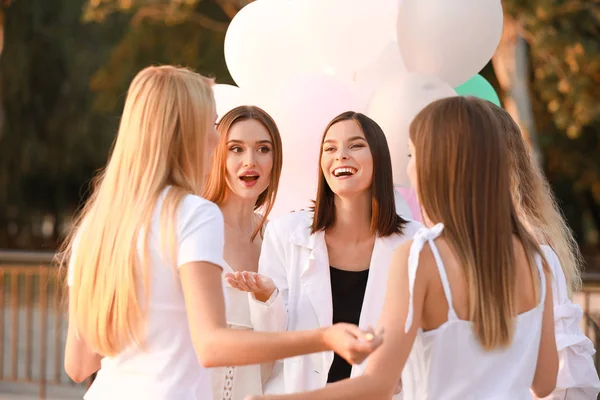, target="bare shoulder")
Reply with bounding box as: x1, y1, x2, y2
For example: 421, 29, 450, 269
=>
390, 239, 437, 279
